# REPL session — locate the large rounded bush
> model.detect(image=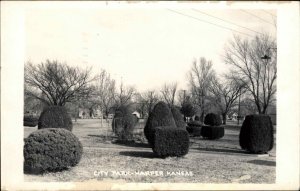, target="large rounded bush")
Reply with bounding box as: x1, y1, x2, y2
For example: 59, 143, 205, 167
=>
201, 125, 224, 140
144, 101, 176, 146
24, 128, 83, 174
38, 106, 73, 131
112, 105, 137, 140
239, 115, 274, 154
170, 106, 187, 129
204, 113, 222, 126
